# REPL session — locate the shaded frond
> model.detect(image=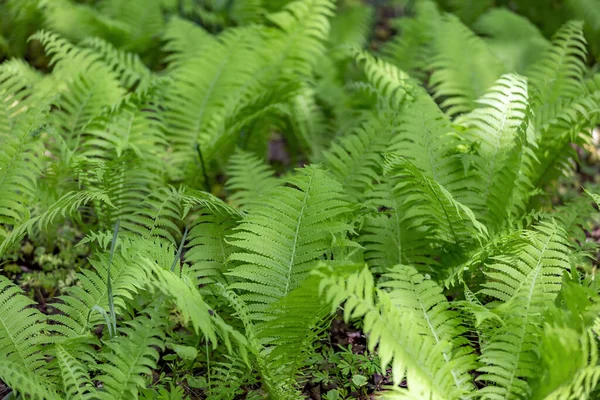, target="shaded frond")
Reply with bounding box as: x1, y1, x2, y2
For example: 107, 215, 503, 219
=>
225, 149, 279, 211
428, 15, 504, 116
96, 315, 165, 400
0, 275, 52, 372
